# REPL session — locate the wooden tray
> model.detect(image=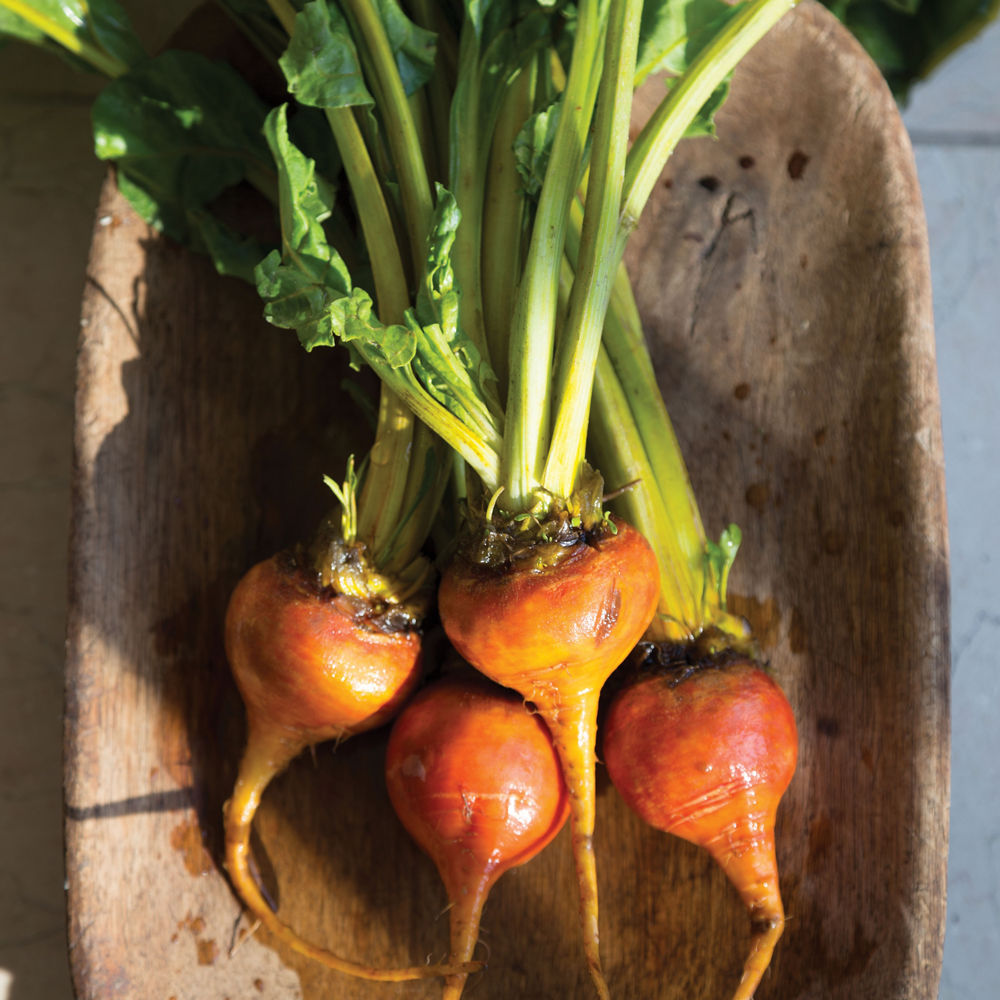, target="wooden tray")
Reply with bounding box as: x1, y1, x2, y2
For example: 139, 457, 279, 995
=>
64, 3, 949, 998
